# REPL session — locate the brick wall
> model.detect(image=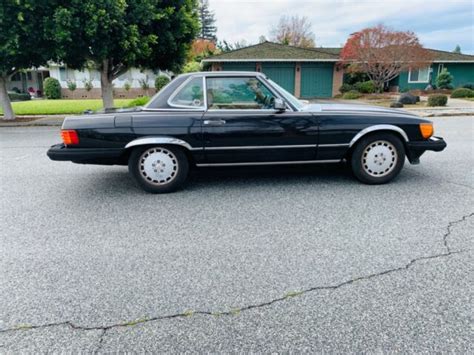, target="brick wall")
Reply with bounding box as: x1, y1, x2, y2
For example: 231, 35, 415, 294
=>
60, 88, 156, 100
332, 66, 344, 96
